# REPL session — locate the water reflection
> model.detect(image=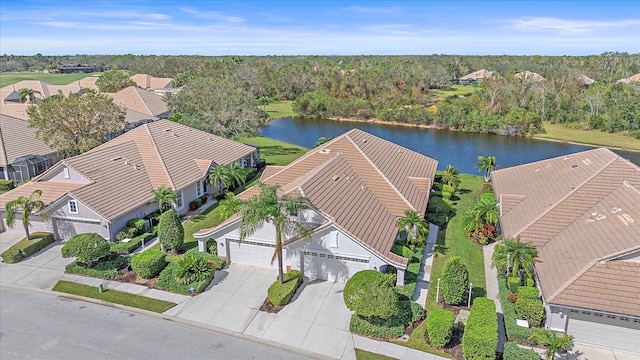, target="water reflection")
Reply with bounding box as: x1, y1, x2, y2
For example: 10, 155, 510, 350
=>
258, 117, 640, 174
